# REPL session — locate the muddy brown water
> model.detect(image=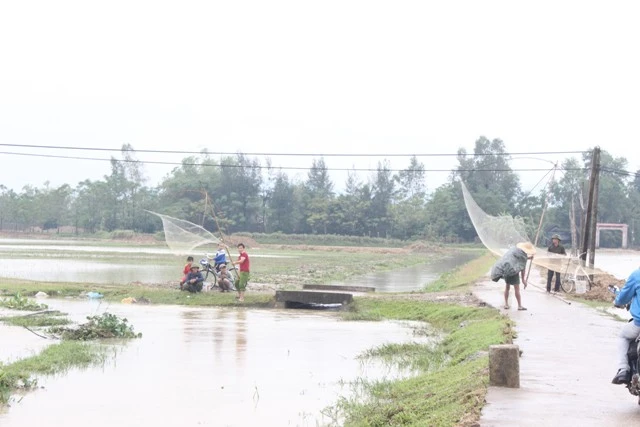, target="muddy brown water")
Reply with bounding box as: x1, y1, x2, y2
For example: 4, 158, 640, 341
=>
0, 300, 428, 426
